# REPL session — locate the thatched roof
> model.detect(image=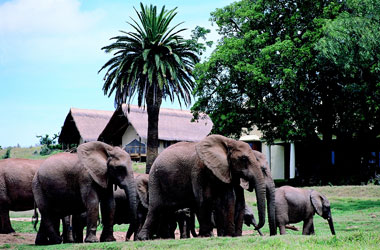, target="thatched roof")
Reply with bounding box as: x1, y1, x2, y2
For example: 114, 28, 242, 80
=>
59, 108, 114, 144
99, 104, 213, 145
